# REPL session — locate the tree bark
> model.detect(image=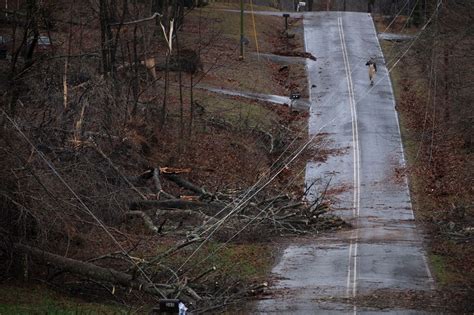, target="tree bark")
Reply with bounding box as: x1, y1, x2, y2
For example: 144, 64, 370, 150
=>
153, 168, 176, 199
155, 209, 218, 224
13, 243, 168, 297
99, 0, 116, 76
164, 174, 210, 196
130, 199, 222, 211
